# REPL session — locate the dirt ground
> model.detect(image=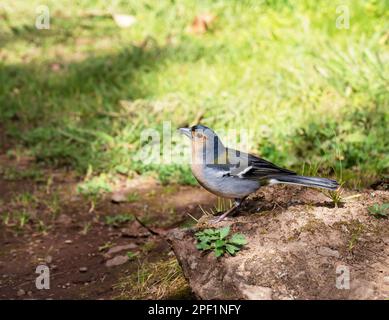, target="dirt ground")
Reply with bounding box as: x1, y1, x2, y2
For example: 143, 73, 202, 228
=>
0, 151, 215, 299
0, 125, 388, 300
